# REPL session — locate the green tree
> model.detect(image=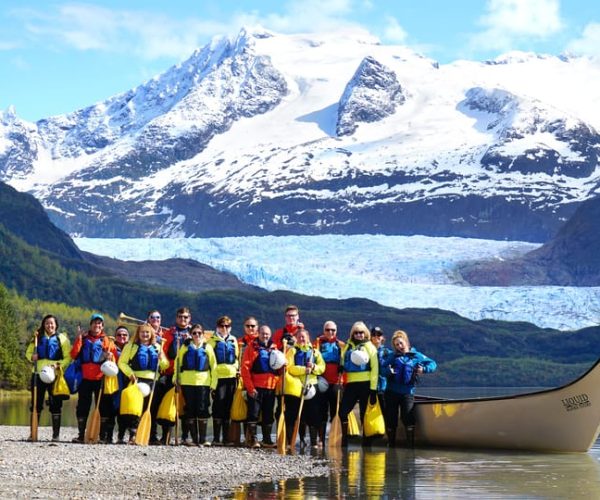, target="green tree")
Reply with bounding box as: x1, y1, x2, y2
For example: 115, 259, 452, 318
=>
0, 284, 28, 388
